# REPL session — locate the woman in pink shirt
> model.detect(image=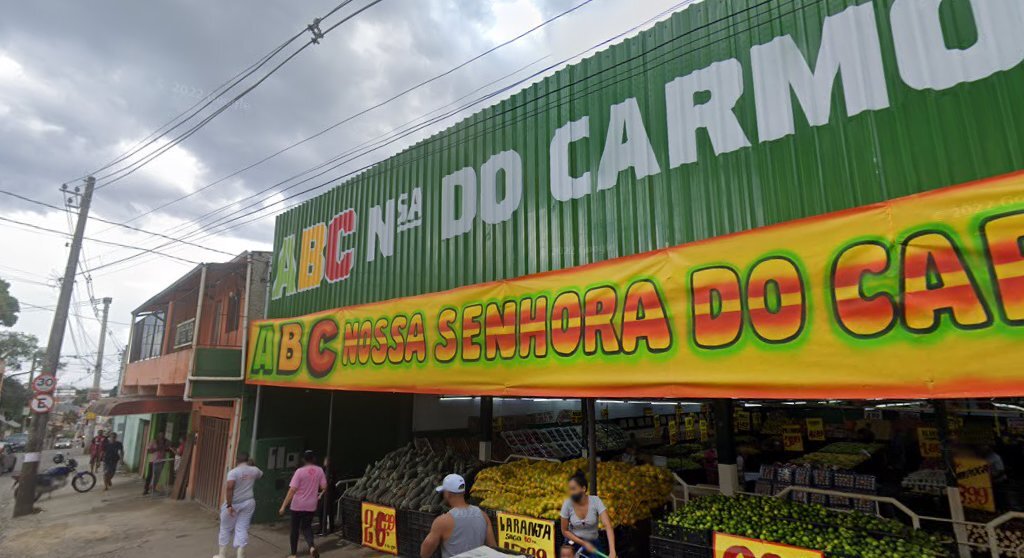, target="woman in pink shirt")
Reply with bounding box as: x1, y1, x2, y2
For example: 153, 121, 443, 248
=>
279, 451, 327, 558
